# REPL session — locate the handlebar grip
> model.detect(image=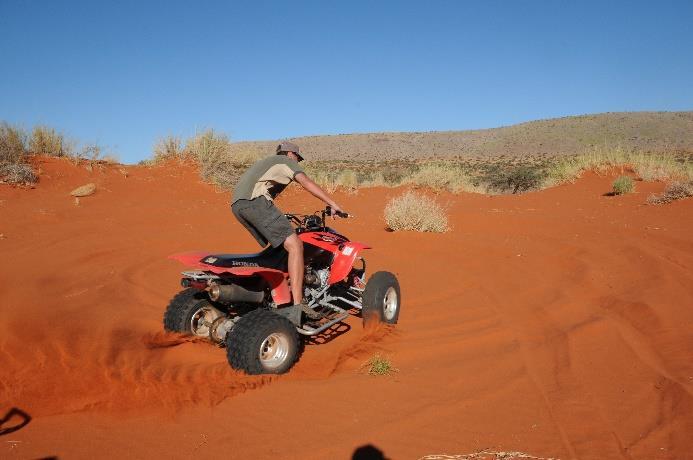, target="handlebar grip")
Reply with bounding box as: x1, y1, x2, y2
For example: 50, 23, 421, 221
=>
326, 206, 349, 218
